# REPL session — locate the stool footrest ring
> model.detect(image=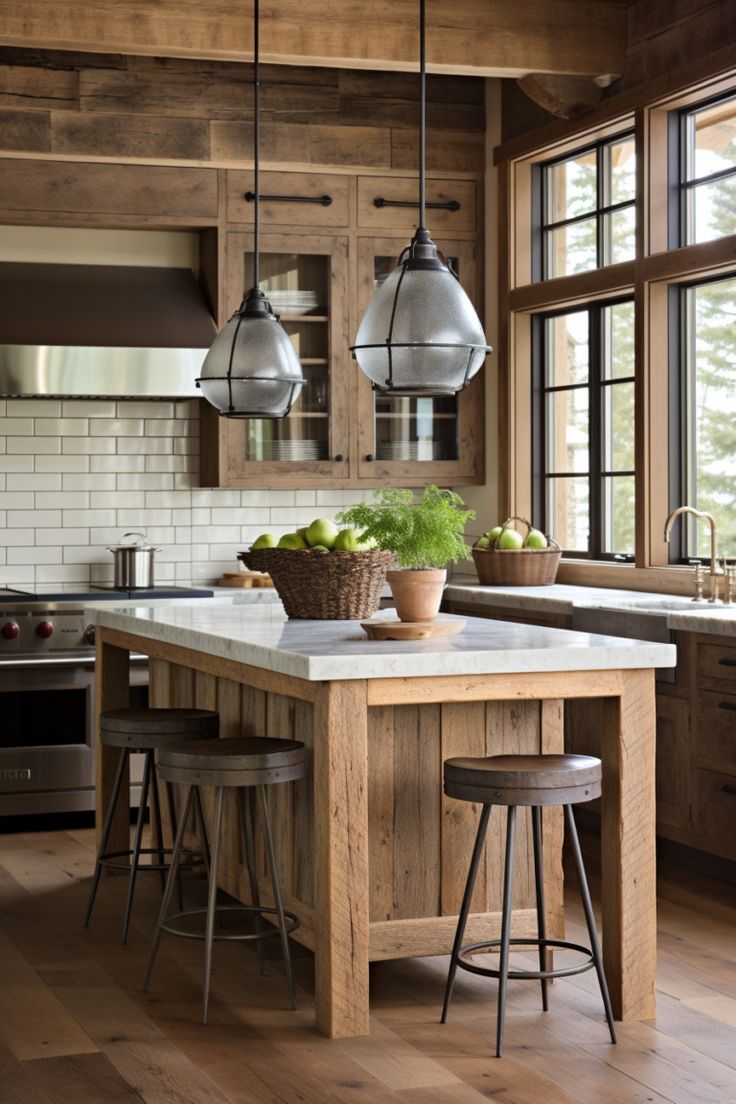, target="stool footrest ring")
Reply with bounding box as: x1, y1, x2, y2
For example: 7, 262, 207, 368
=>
98, 847, 206, 874
160, 903, 301, 943
457, 937, 595, 981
